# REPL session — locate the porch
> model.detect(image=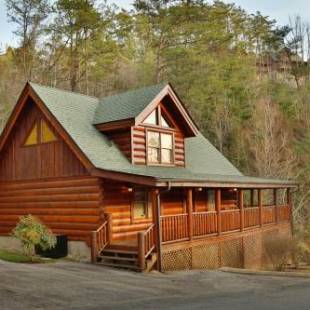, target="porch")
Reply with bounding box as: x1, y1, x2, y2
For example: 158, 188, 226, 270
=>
91, 187, 293, 271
